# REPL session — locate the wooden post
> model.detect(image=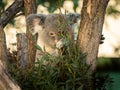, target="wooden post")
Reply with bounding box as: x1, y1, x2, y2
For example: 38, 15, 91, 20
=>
17, 33, 27, 69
